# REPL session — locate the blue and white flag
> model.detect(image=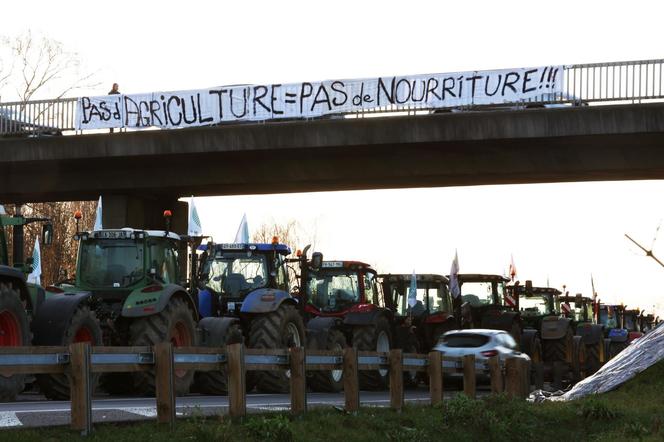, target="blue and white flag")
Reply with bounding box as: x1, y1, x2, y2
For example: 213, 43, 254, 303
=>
408, 270, 418, 308
93, 196, 103, 231
27, 238, 41, 285
449, 250, 460, 298
187, 196, 203, 236
234, 214, 249, 243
